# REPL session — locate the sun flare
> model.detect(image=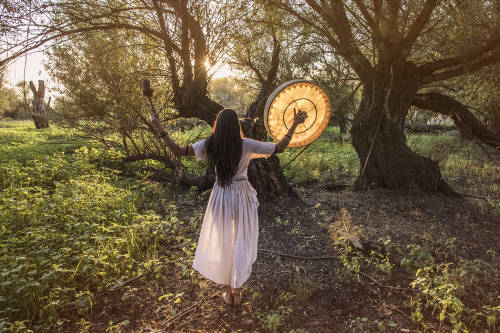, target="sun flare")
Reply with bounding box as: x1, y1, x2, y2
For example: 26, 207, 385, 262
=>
205, 60, 234, 79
